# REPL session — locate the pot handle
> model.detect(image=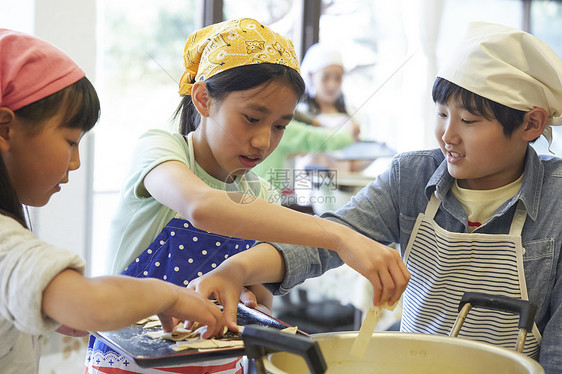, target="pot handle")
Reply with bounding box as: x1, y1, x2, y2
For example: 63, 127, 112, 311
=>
242, 325, 327, 374
450, 292, 537, 352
